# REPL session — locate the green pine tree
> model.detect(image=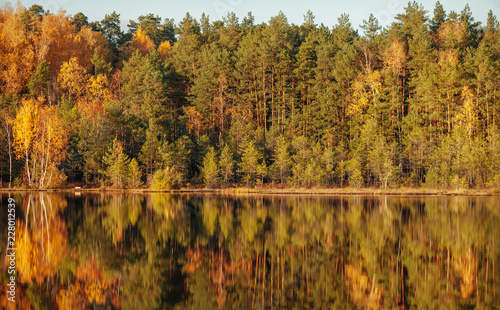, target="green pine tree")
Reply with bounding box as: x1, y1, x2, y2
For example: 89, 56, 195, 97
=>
128, 158, 143, 187
271, 136, 291, 184
201, 146, 220, 187
219, 144, 234, 184
103, 138, 131, 186
239, 140, 263, 185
